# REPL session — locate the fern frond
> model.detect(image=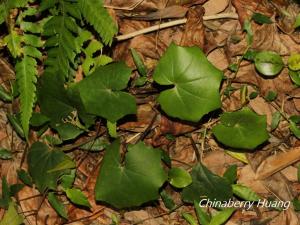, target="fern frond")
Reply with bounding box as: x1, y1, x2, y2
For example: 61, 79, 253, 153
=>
43, 7, 79, 78
76, 30, 112, 75
16, 56, 37, 139
78, 0, 117, 45
3, 30, 22, 58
